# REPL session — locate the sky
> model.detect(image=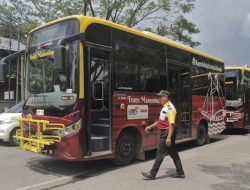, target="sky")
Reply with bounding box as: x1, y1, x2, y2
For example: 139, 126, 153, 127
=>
188, 0, 250, 66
